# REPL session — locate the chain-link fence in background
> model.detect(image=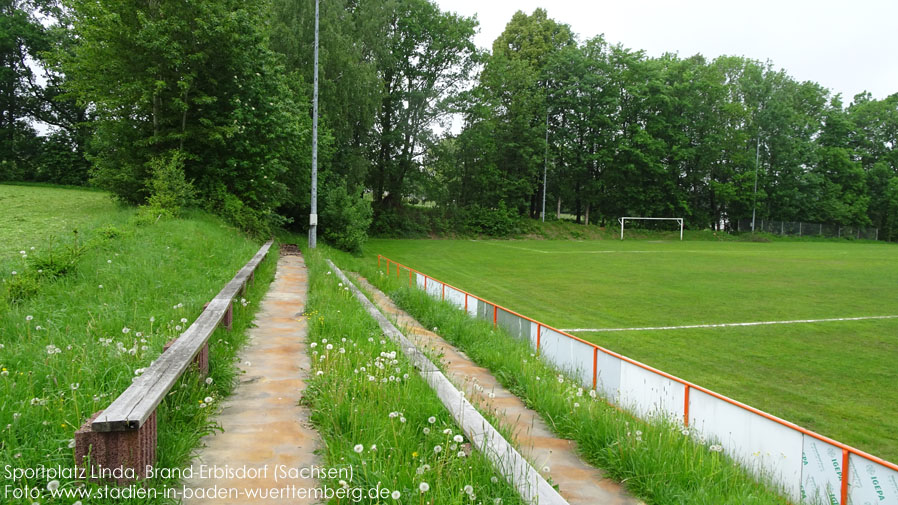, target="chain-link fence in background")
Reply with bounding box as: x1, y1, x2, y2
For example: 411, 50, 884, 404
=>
736, 219, 879, 240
